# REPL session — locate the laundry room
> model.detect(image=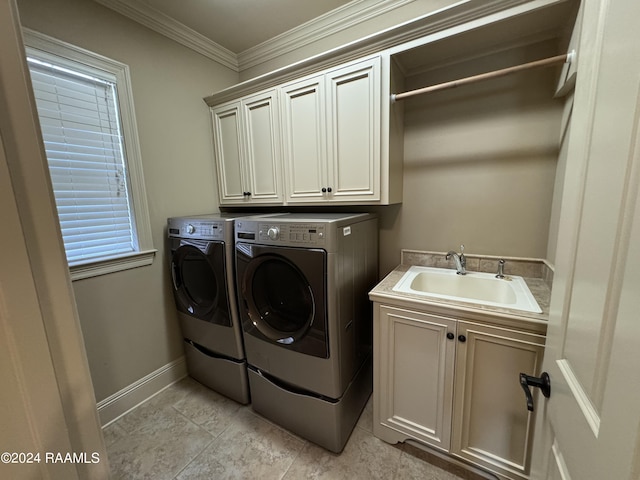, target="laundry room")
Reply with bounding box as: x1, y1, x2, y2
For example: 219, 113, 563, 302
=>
4, 0, 640, 479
